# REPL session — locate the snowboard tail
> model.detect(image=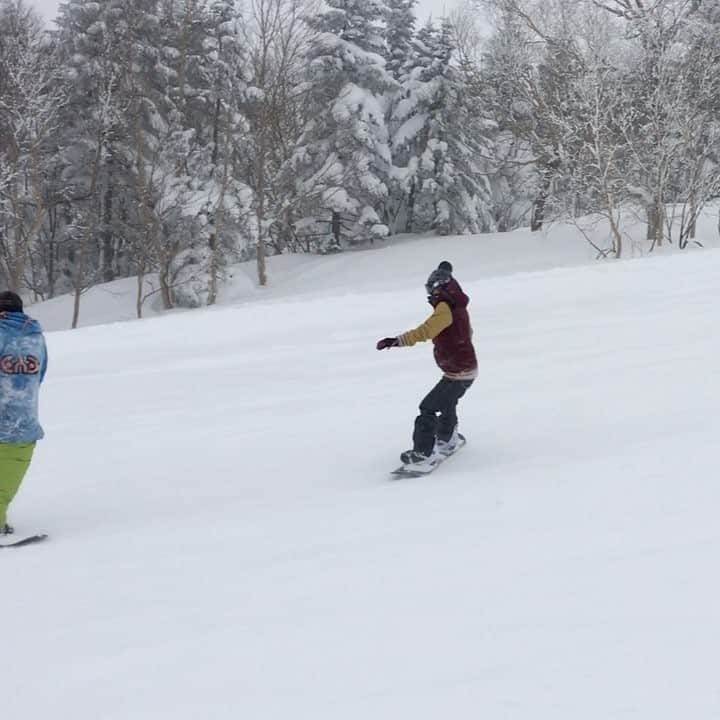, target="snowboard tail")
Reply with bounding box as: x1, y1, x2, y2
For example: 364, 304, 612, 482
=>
0, 533, 48, 548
